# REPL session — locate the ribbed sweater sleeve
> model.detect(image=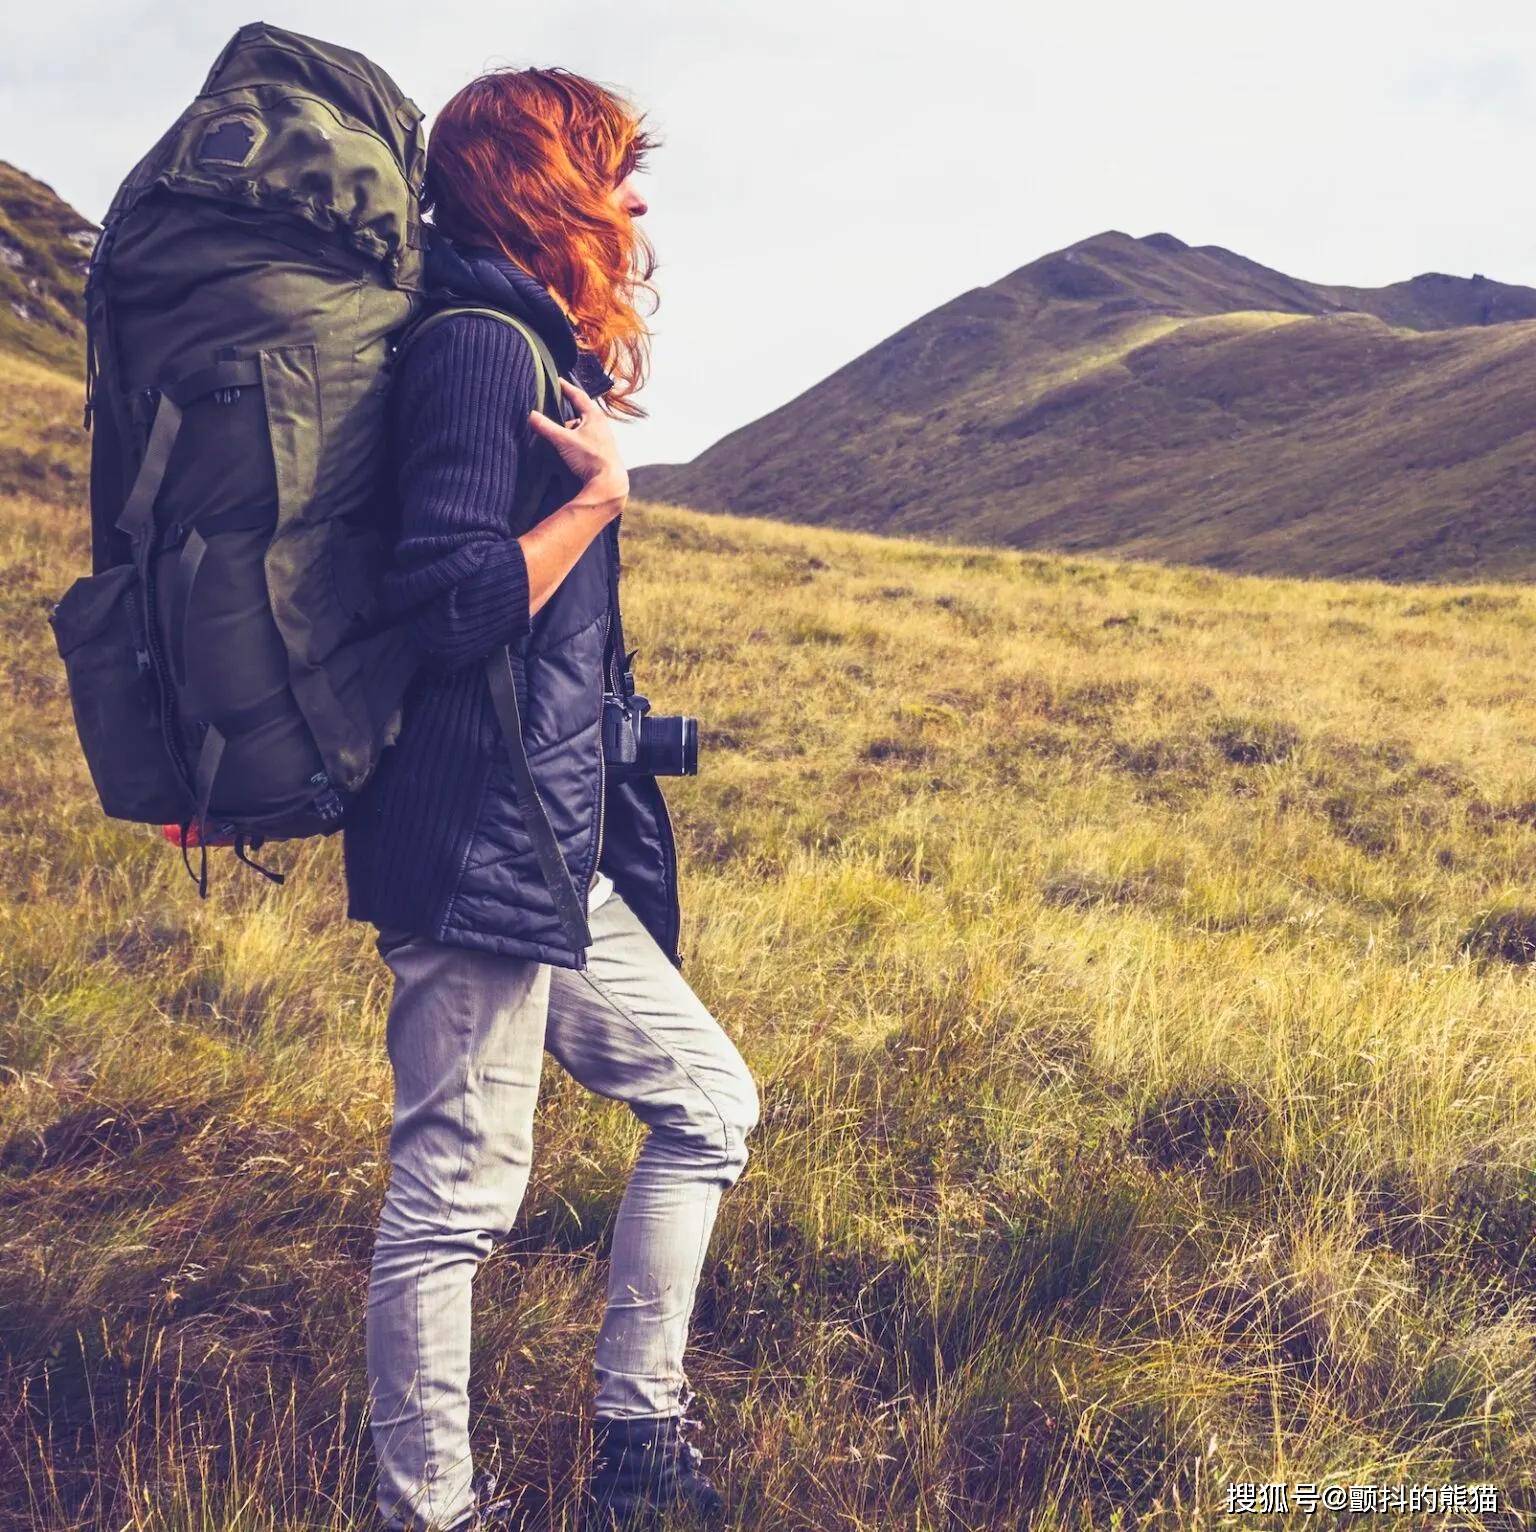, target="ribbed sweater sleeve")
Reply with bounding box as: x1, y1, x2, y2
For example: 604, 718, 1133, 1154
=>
383, 314, 543, 671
